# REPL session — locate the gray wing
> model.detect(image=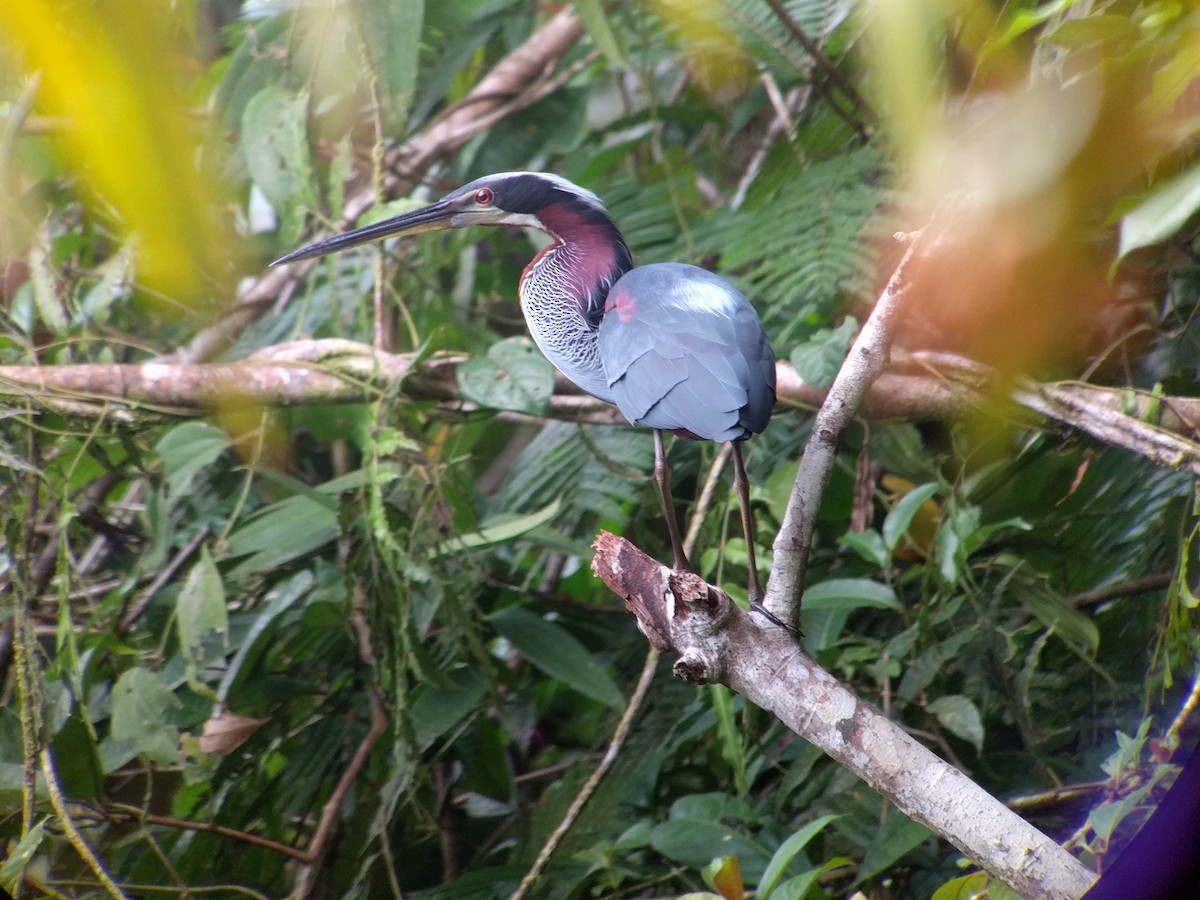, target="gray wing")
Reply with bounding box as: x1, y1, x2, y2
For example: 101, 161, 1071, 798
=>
597, 263, 775, 442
